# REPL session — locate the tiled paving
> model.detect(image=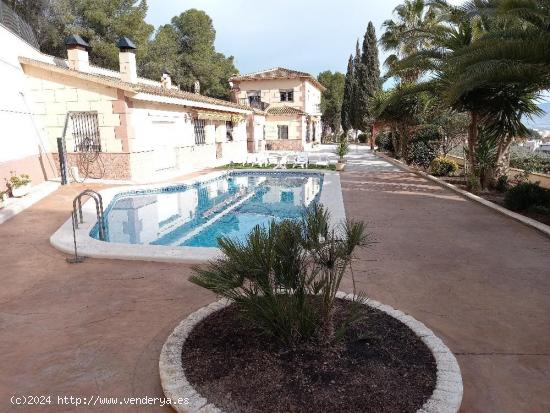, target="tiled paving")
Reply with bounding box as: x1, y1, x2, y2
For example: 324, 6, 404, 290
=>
0, 149, 549, 412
